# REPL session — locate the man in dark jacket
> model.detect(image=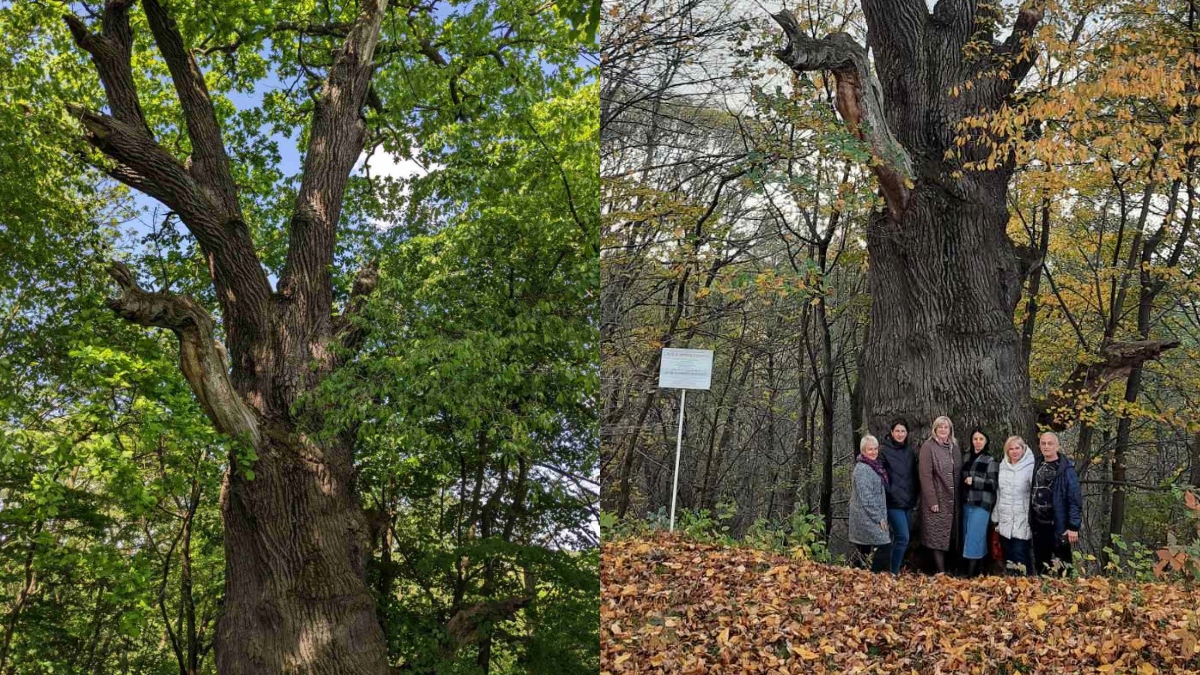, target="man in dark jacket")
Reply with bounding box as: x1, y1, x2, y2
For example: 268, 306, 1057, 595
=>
1030, 432, 1082, 575
879, 417, 919, 574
